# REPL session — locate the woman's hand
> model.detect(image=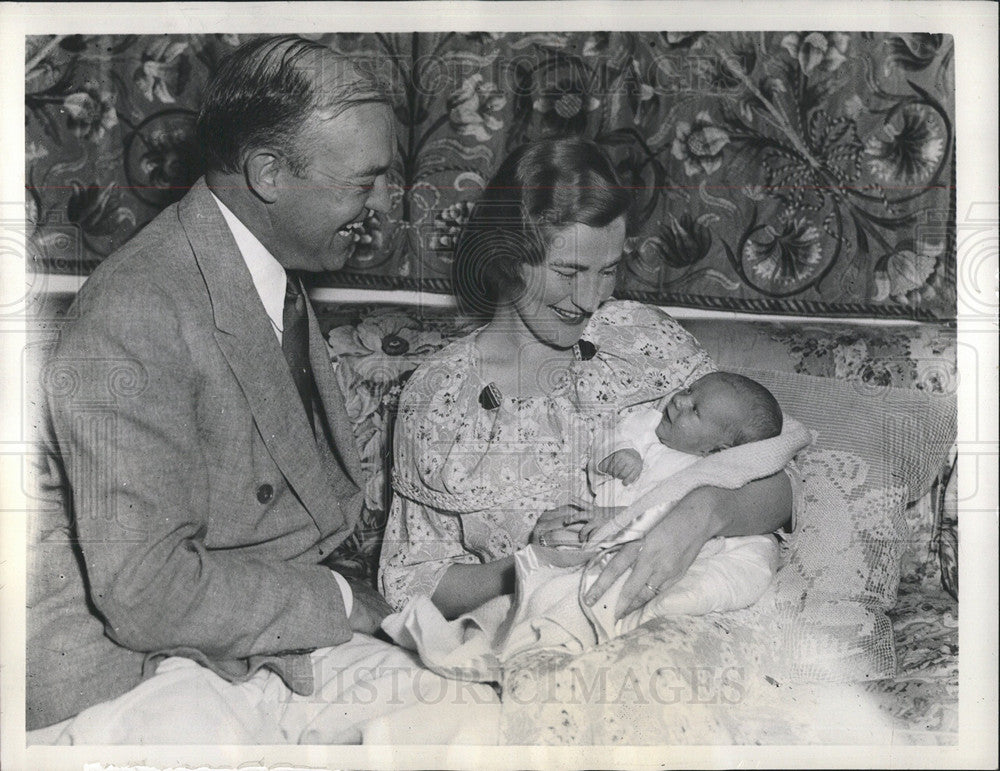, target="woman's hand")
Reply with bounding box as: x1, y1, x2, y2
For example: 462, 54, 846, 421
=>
531, 501, 623, 548
583, 472, 791, 619
583, 486, 730, 619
